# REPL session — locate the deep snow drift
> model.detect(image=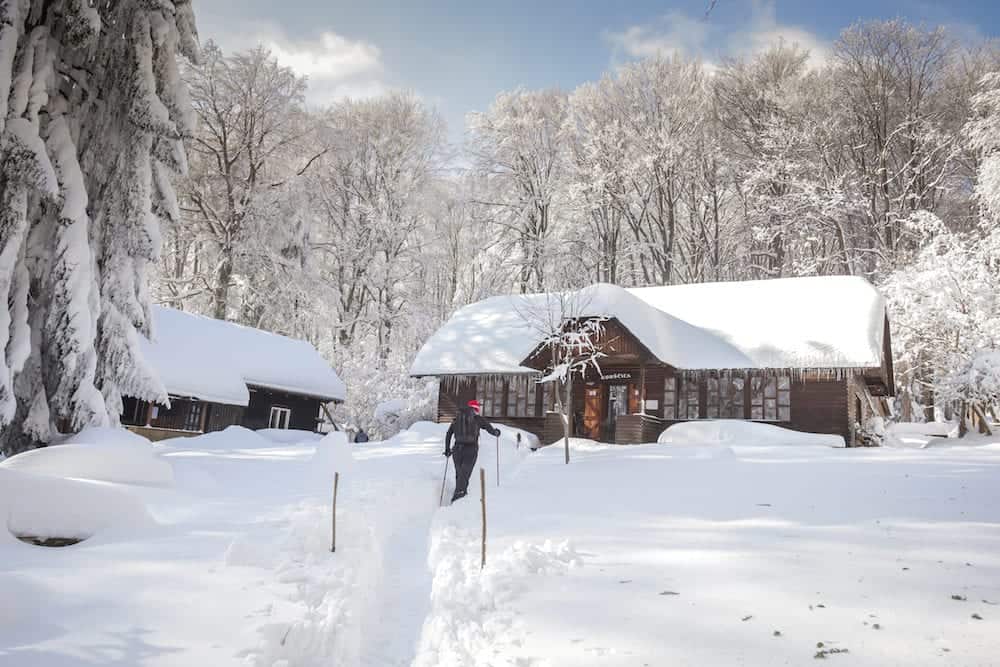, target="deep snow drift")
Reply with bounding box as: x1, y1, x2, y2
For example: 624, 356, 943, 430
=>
1, 422, 999, 666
